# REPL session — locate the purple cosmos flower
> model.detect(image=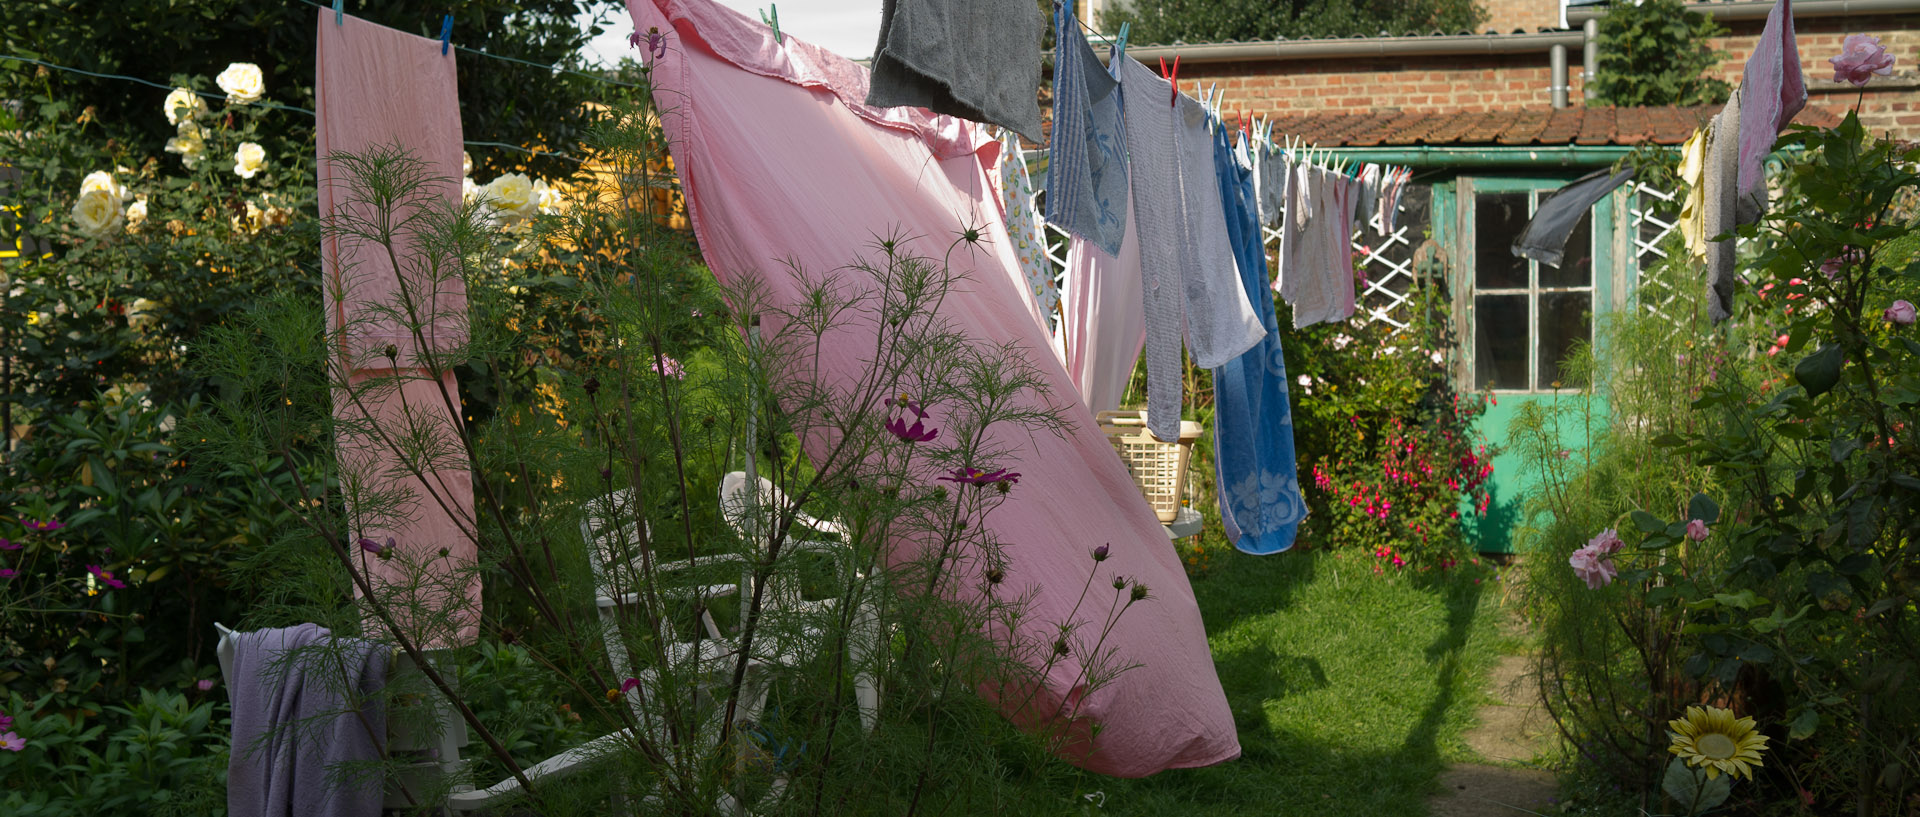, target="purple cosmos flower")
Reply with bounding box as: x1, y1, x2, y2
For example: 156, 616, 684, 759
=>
1830, 33, 1896, 87
23, 520, 64, 533
937, 467, 1021, 486
1886, 299, 1916, 326
630, 26, 667, 61
357, 537, 396, 559
197, 679, 216, 692
0, 569, 16, 579
0, 732, 23, 752
620, 677, 642, 694
1686, 519, 1710, 542
86, 565, 126, 589
0, 714, 12, 731
885, 413, 938, 443
0, 538, 16, 551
